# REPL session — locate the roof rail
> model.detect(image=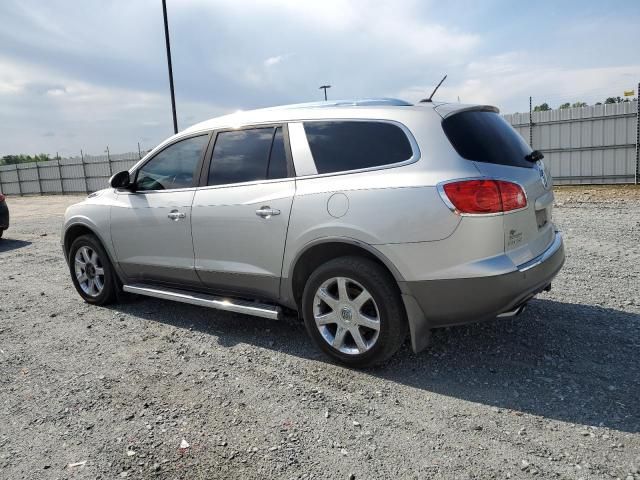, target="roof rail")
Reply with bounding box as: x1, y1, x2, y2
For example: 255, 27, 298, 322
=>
261, 98, 413, 111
